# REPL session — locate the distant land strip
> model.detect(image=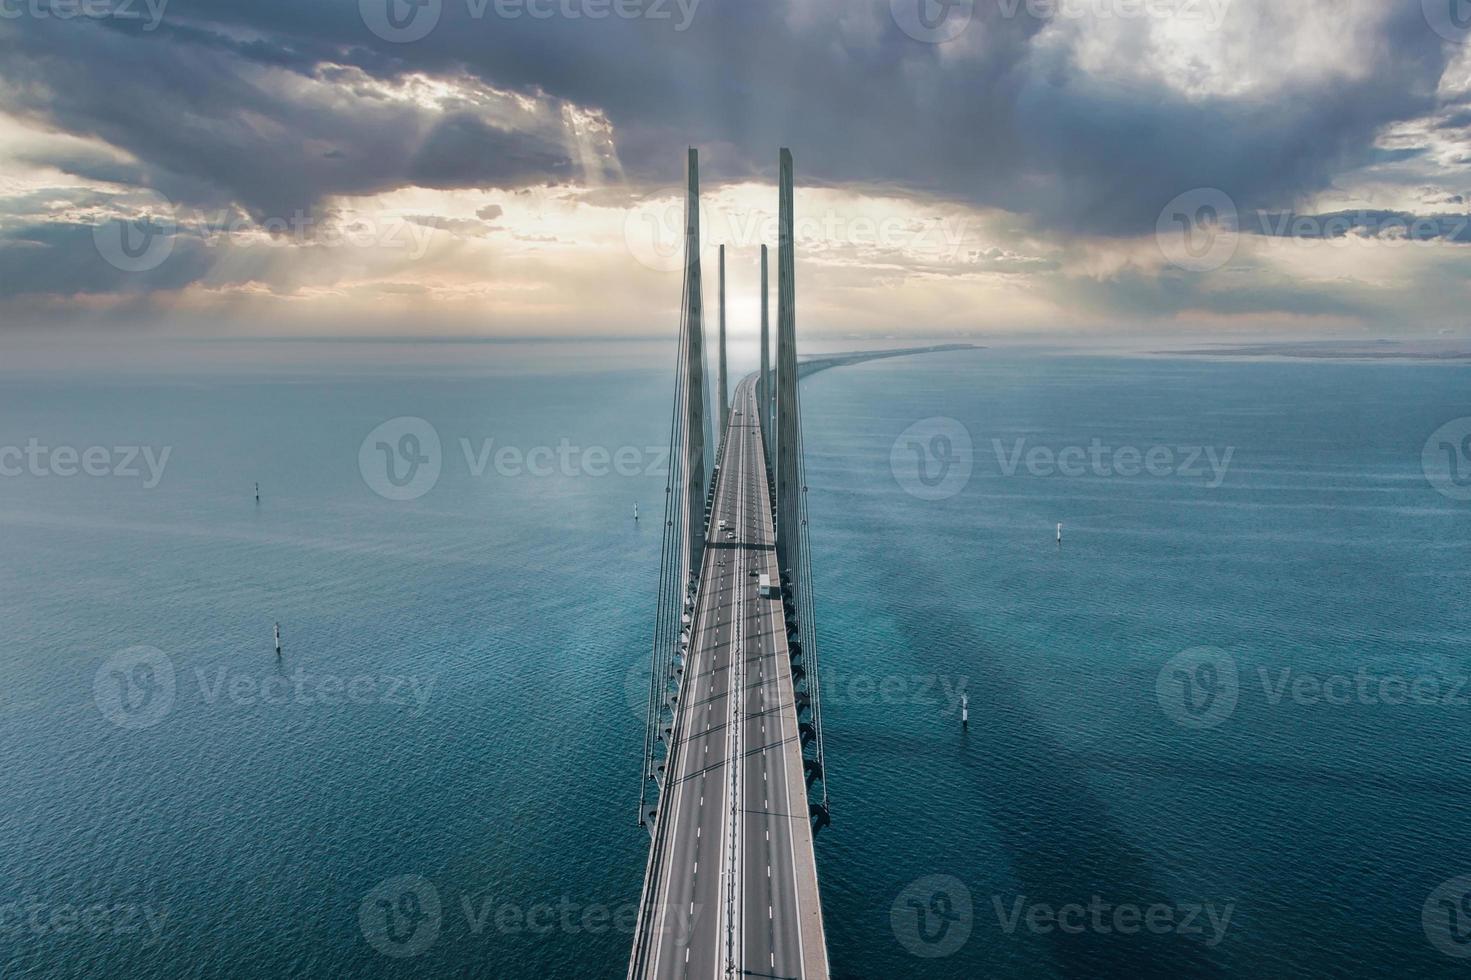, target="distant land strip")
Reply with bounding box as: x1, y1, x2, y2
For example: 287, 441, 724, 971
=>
797, 343, 983, 378
1156, 341, 1471, 361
